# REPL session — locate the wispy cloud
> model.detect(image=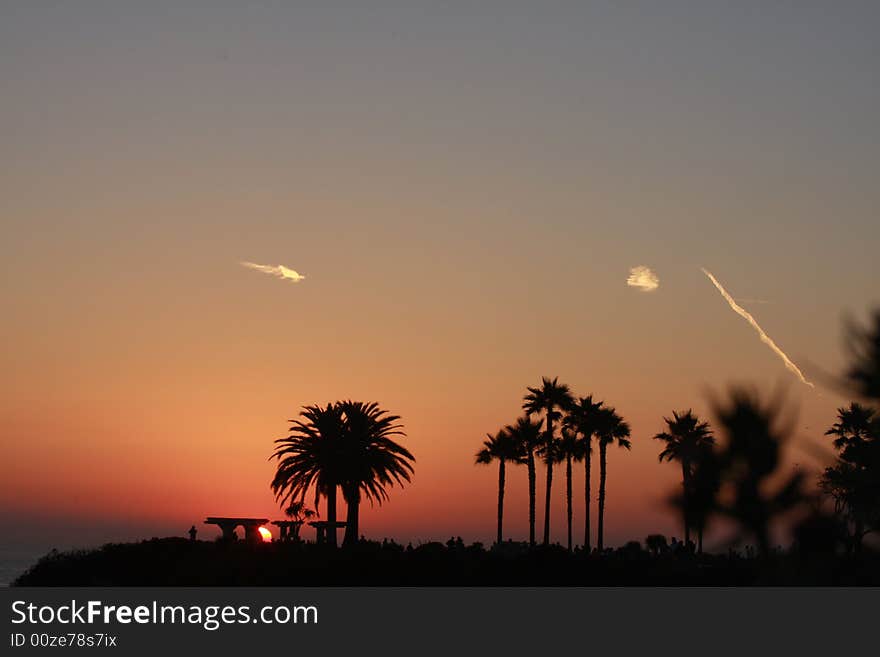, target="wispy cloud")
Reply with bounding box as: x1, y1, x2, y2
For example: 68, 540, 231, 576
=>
701, 268, 813, 388
627, 265, 659, 292
240, 261, 306, 283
